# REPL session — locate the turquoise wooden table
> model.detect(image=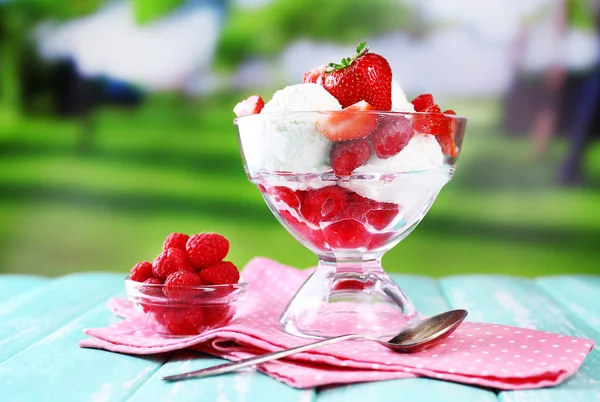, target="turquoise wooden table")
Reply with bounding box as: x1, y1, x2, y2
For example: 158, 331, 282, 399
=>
0, 272, 599, 401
